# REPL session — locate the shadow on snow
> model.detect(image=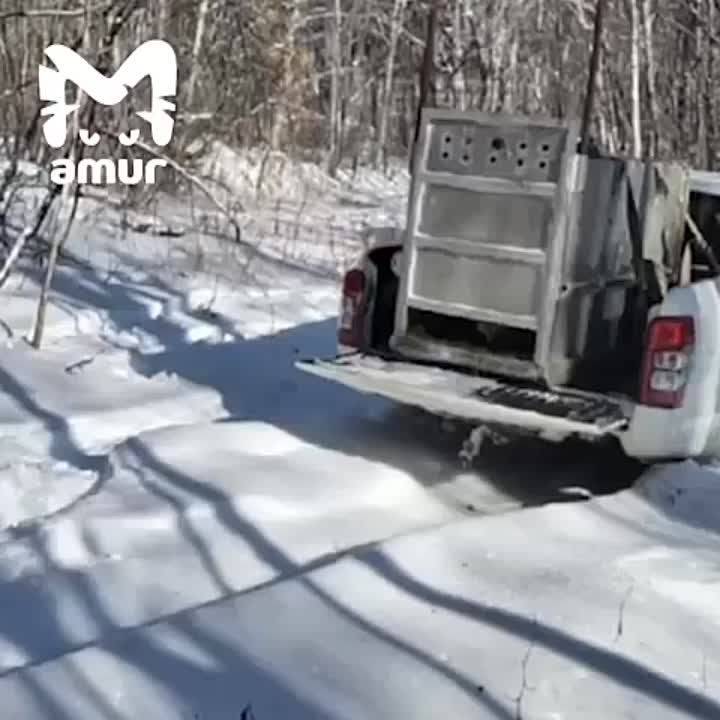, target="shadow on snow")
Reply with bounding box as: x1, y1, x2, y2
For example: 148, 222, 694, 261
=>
0, 261, 711, 718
